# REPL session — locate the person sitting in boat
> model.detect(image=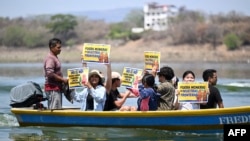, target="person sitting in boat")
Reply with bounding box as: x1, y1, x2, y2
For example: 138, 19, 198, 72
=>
200, 69, 224, 109
135, 73, 159, 111
104, 71, 137, 111
151, 66, 176, 110
174, 70, 200, 110
71, 64, 111, 111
